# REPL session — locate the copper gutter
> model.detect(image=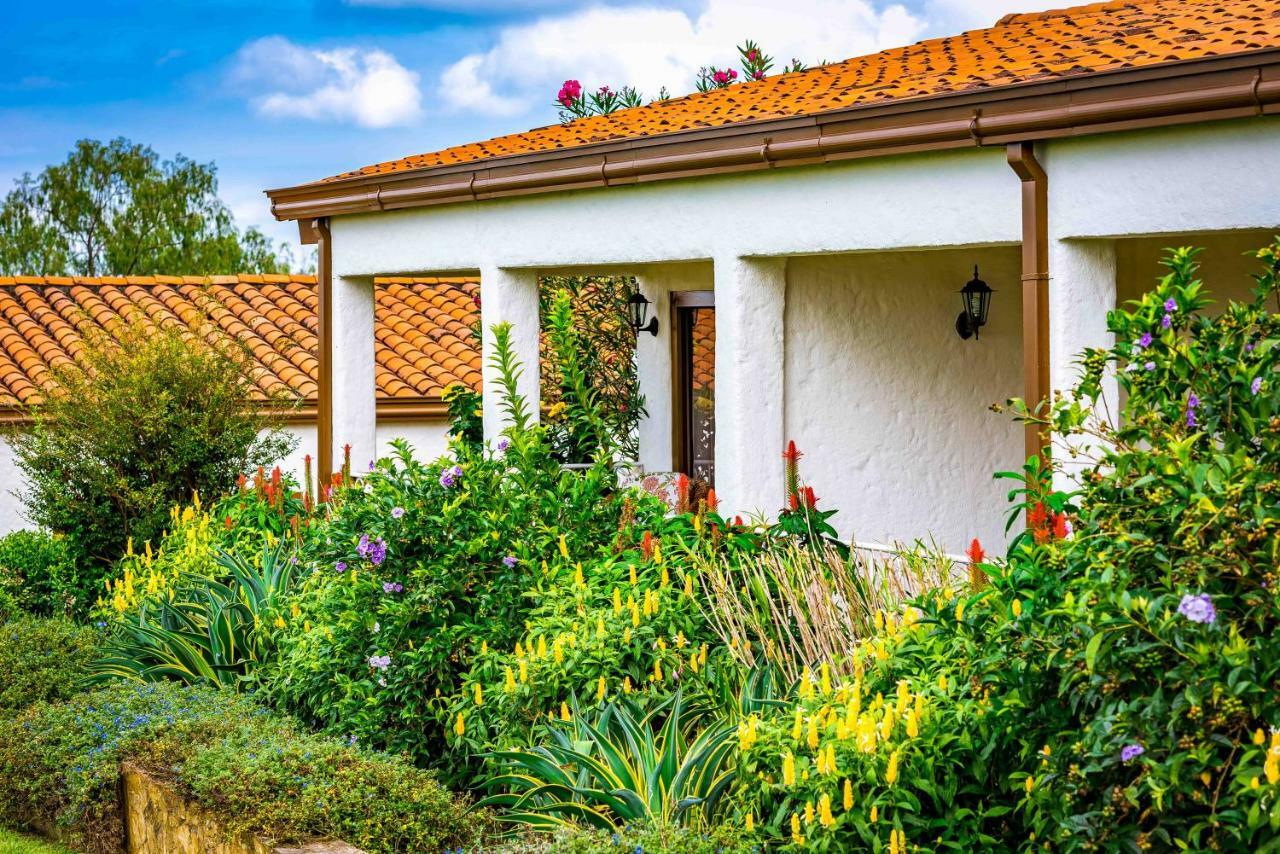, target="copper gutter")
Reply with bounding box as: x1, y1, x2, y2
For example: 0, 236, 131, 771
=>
314, 218, 334, 482
1006, 142, 1050, 466
267, 51, 1280, 221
